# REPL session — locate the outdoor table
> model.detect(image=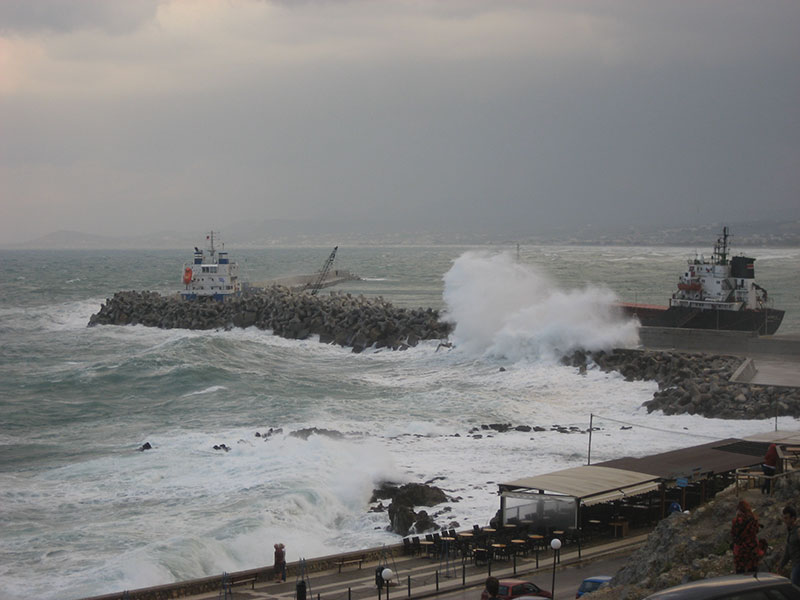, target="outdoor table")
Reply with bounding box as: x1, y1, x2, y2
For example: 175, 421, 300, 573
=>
490, 543, 507, 560
419, 540, 435, 557
527, 535, 544, 567
510, 539, 527, 557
